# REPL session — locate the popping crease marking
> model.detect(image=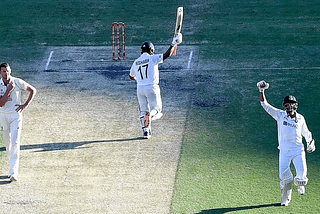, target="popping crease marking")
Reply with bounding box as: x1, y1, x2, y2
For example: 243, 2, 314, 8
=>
45, 51, 54, 70
187, 51, 193, 70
